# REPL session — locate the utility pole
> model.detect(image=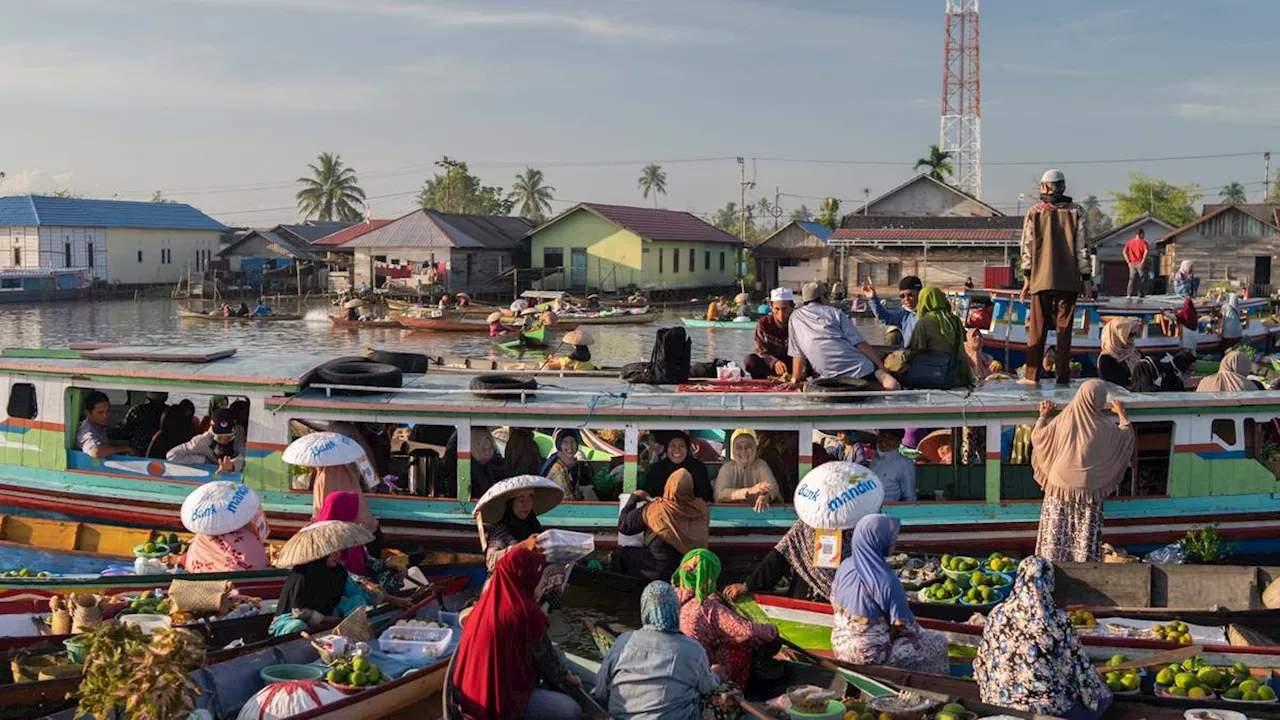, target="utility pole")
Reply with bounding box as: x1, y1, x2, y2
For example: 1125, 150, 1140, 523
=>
774, 186, 781, 230
1264, 152, 1272, 201
737, 158, 748, 245
863, 188, 871, 216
